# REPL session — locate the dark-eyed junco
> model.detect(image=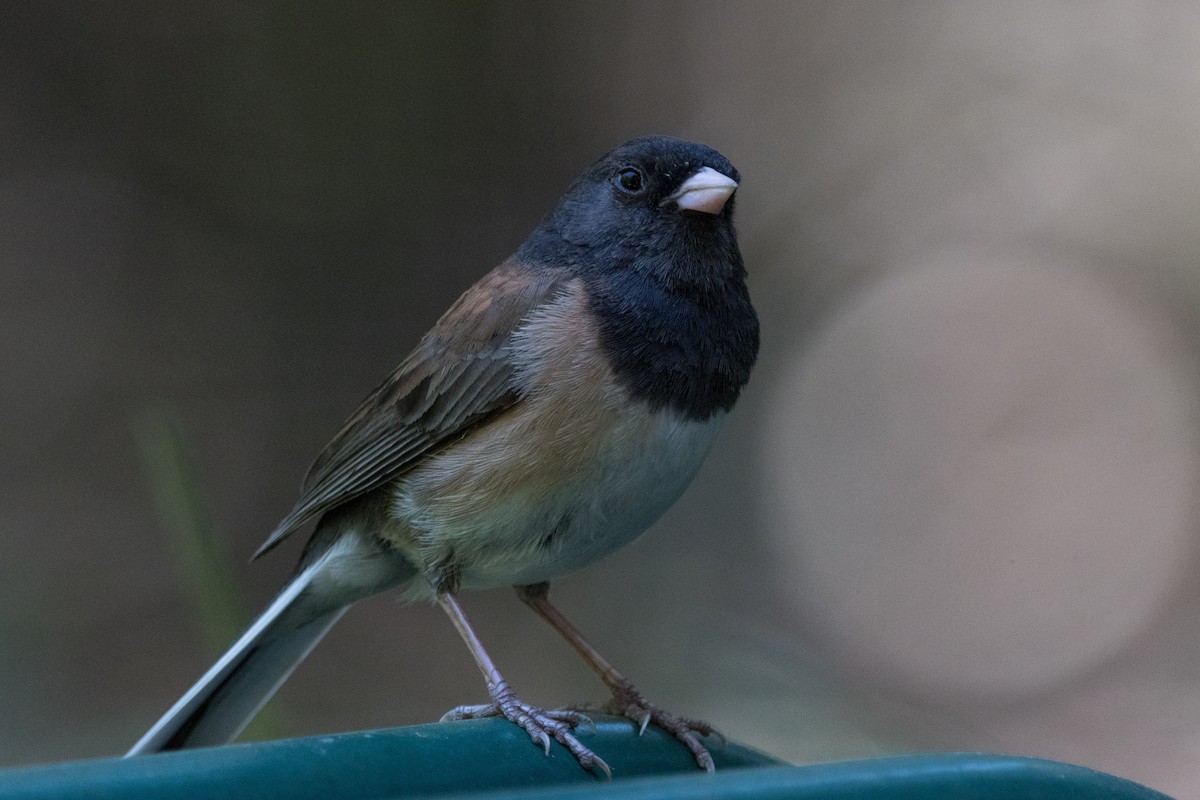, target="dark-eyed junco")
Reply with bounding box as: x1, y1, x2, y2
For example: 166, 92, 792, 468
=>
127, 136, 759, 775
